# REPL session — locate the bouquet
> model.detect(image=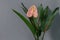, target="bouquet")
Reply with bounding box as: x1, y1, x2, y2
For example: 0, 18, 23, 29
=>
12, 2, 59, 40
